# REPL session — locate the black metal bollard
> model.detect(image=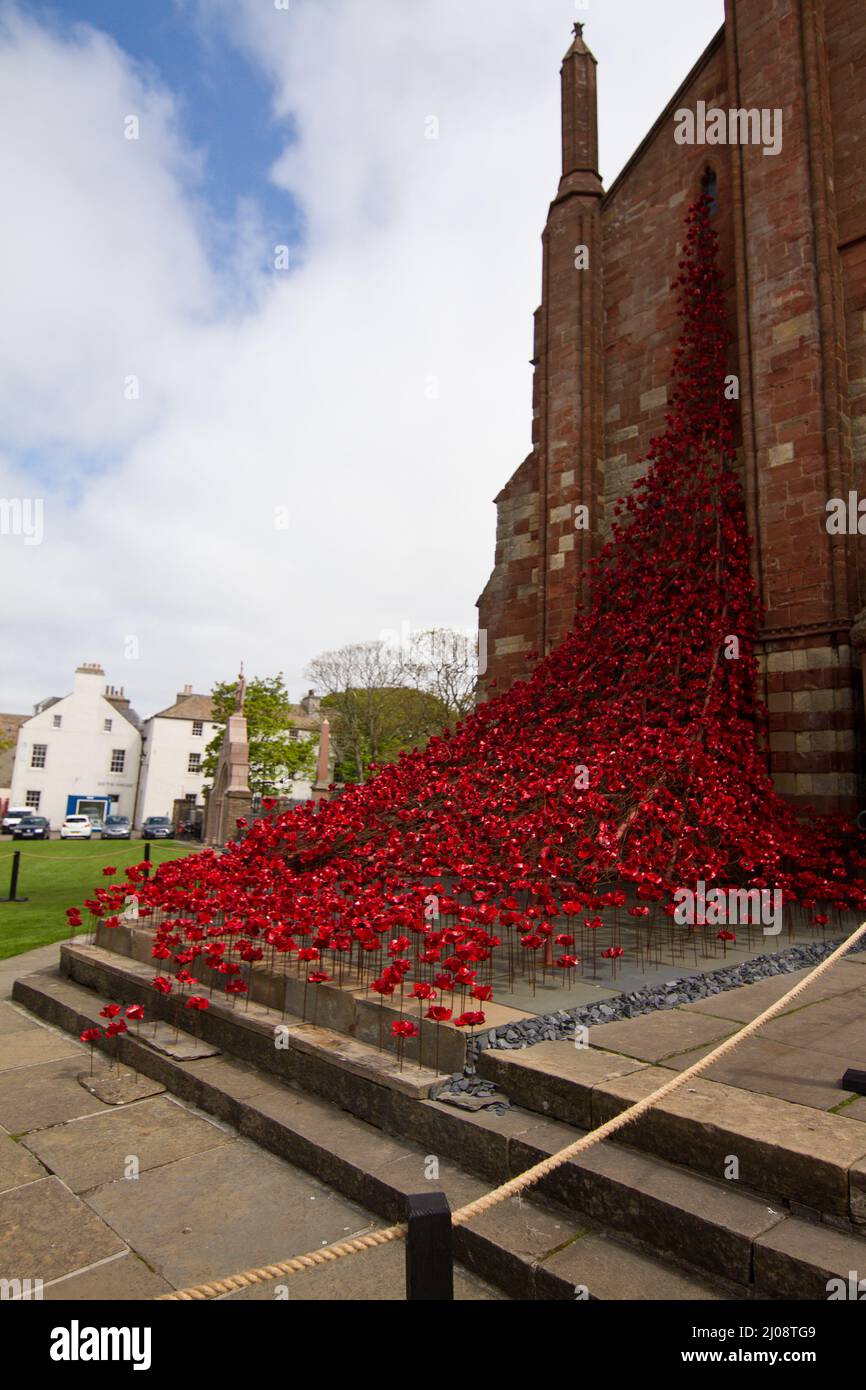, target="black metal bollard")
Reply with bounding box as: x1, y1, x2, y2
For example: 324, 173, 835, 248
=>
405, 1192, 454, 1300
0, 850, 28, 903
142, 841, 151, 879
842, 1068, 866, 1097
